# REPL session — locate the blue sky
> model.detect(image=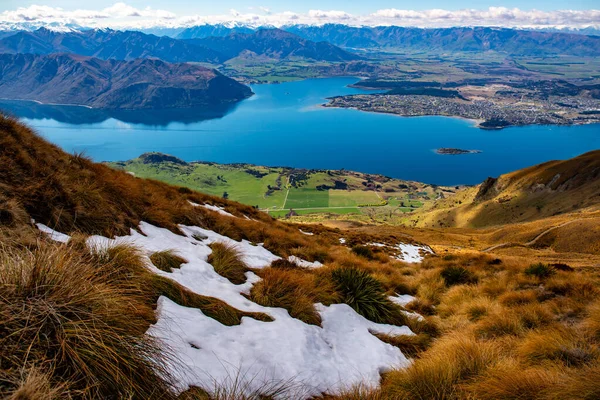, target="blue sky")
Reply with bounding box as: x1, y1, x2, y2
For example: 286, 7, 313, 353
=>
1, 1, 598, 29
2, 1, 599, 13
